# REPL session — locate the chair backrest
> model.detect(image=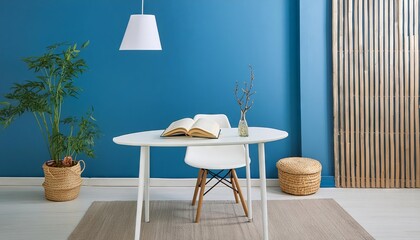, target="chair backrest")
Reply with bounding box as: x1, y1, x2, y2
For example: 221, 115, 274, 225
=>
185, 114, 249, 170
193, 114, 231, 128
